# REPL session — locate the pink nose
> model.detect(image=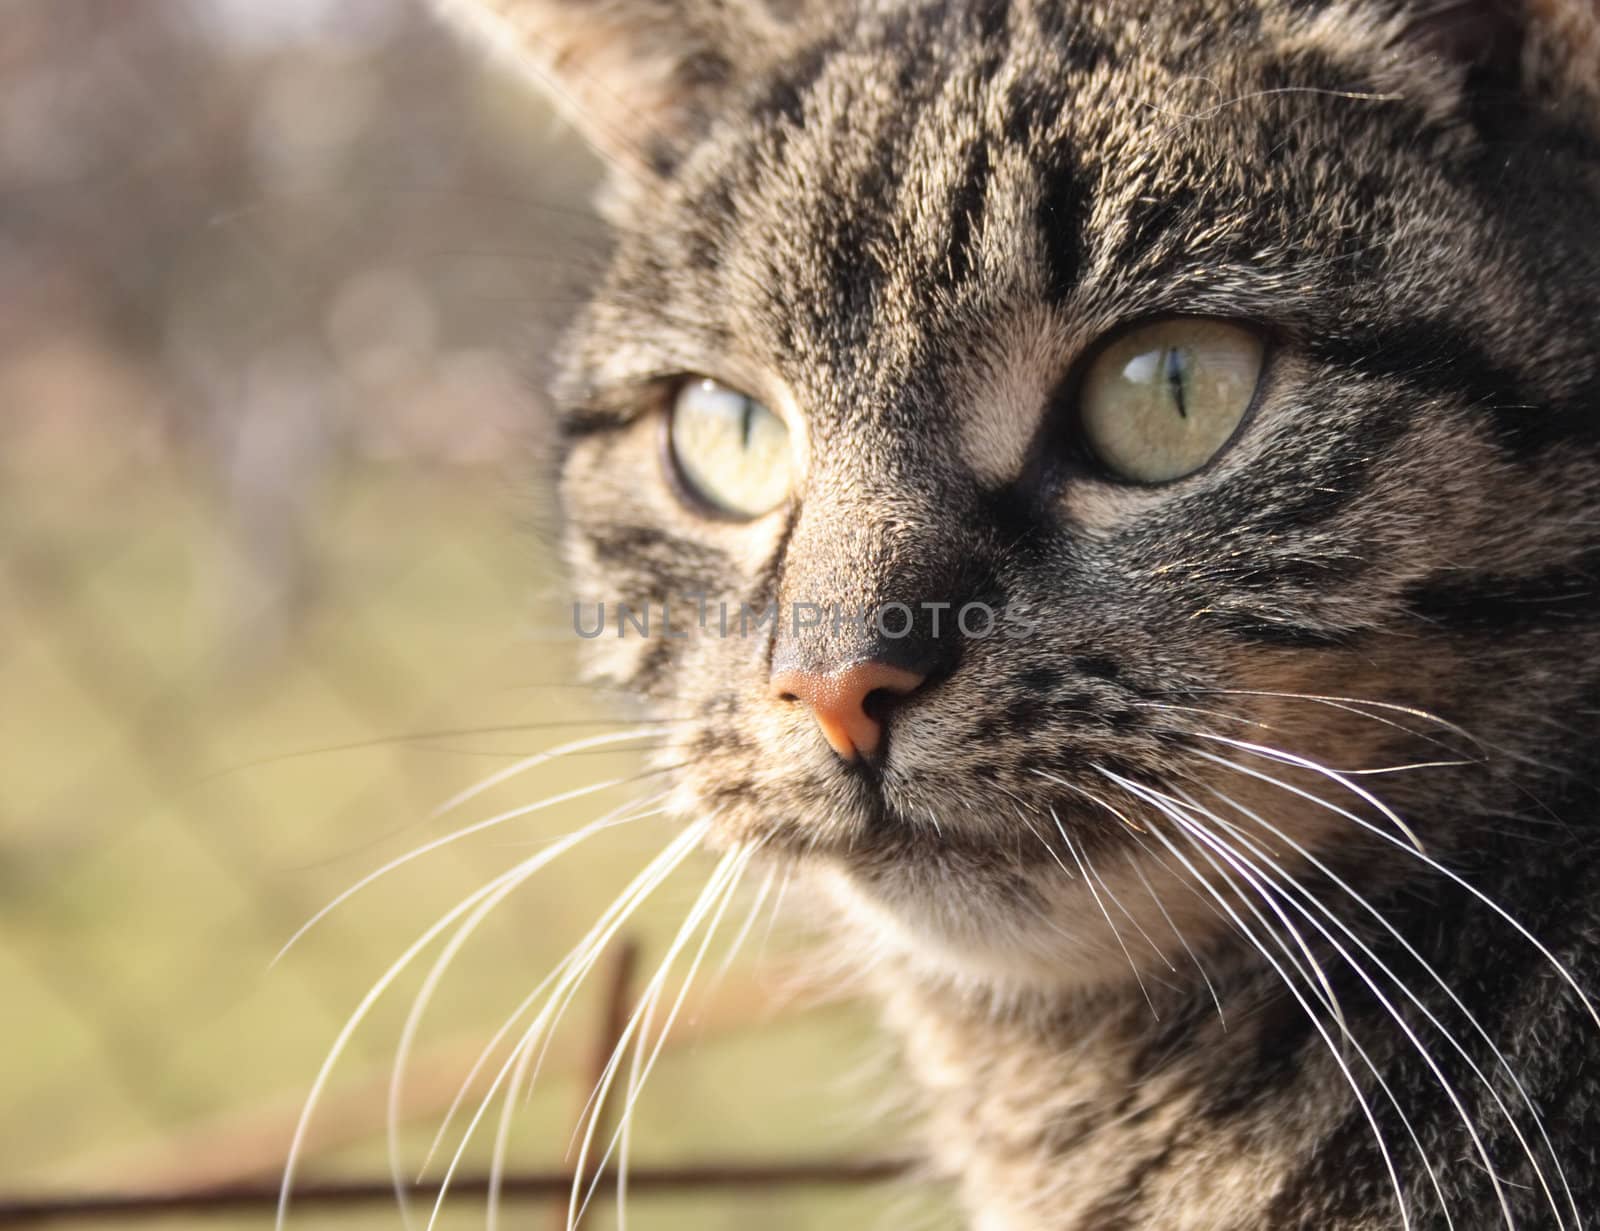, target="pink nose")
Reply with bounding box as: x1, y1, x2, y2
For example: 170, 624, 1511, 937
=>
769, 661, 928, 761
